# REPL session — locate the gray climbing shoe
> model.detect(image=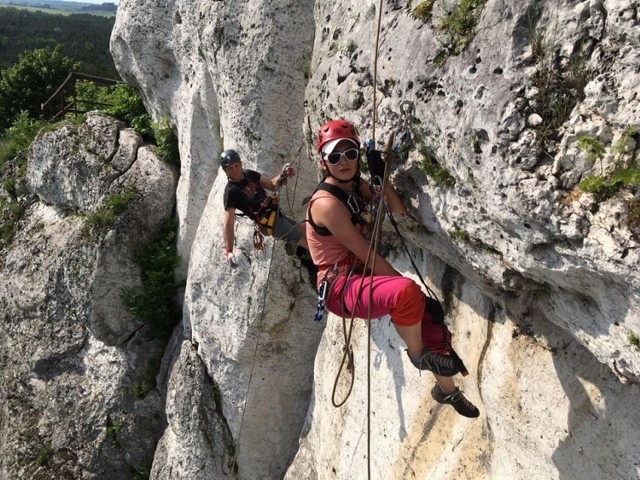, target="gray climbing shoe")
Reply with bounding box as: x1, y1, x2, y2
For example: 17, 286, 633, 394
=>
407, 348, 461, 376
431, 384, 480, 418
